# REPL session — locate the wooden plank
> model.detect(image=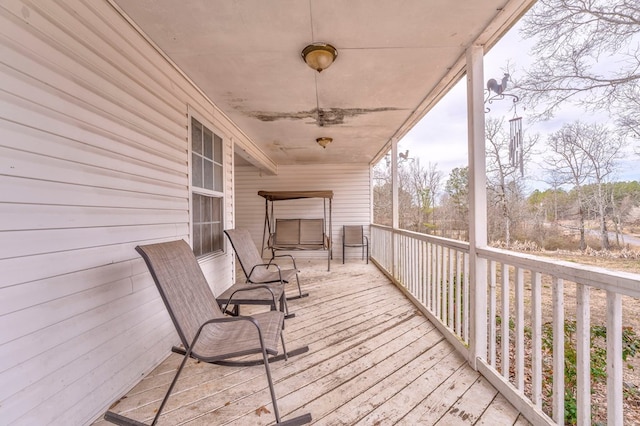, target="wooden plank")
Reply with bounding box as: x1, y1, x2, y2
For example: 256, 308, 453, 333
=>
515, 267, 525, 391
475, 393, 522, 425
606, 290, 623, 425
394, 361, 480, 425
552, 277, 565, 424
531, 272, 542, 407
434, 376, 498, 424
456, 251, 462, 336
502, 263, 511, 379
224, 321, 441, 425
299, 337, 453, 425
448, 248, 455, 328
576, 284, 591, 426
489, 260, 497, 367
476, 361, 553, 426
463, 253, 469, 343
